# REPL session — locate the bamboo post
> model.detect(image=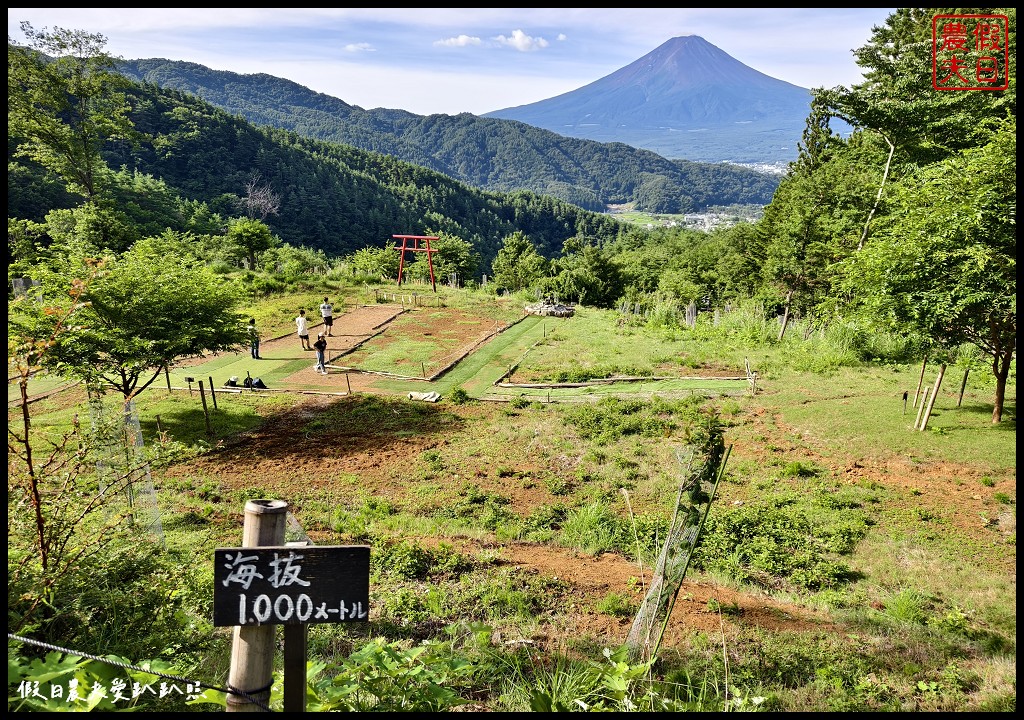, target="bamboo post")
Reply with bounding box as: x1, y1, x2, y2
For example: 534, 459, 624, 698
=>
919, 363, 946, 432
209, 375, 218, 410
198, 381, 212, 436
226, 499, 288, 712
913, 356, 928, 408
914, 386, 931, 430
345, 373, 351, 395
957, 368, 969, 407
